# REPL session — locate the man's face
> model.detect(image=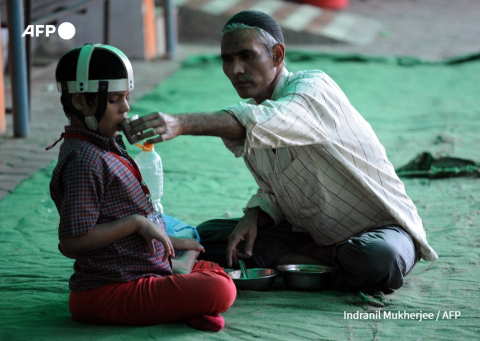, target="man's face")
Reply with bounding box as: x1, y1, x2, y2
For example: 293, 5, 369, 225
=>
221, 29, 277, 104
